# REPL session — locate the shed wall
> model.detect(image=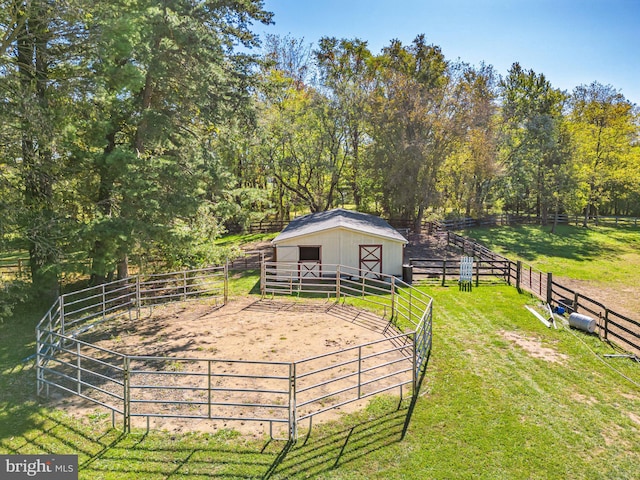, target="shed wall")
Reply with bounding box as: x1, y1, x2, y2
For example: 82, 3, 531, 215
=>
274, 227, 404, 276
